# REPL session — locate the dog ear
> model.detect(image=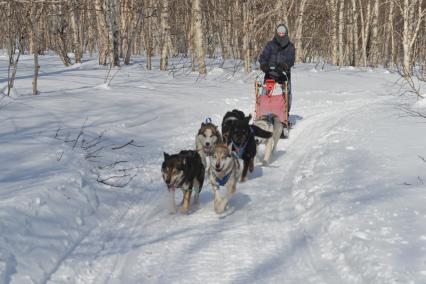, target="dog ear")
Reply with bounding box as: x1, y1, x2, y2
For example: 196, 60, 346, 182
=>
163, 152, 170, 160
201, 122, 206, 127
